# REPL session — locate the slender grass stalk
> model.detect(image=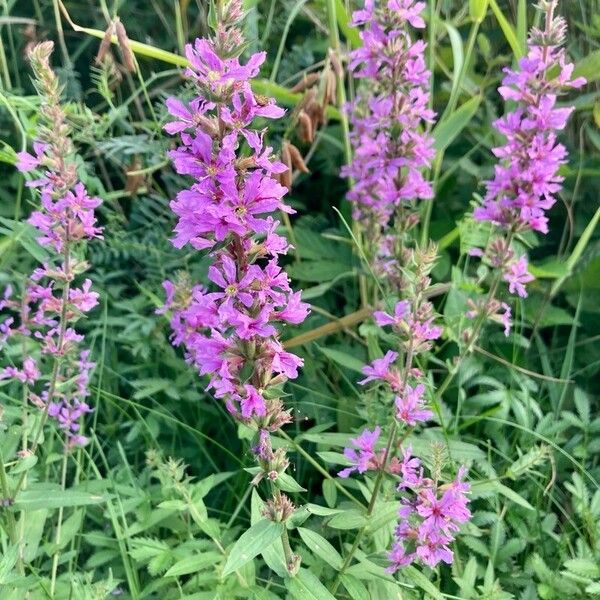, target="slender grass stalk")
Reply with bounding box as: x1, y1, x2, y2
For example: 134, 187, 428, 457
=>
50, 450, 68, 597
